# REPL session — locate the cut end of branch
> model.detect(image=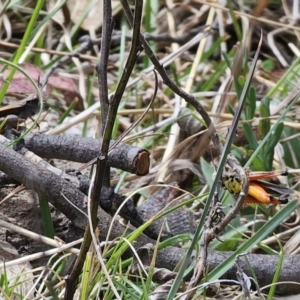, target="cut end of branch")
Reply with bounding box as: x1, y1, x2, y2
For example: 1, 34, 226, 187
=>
136, 151, 150, 176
